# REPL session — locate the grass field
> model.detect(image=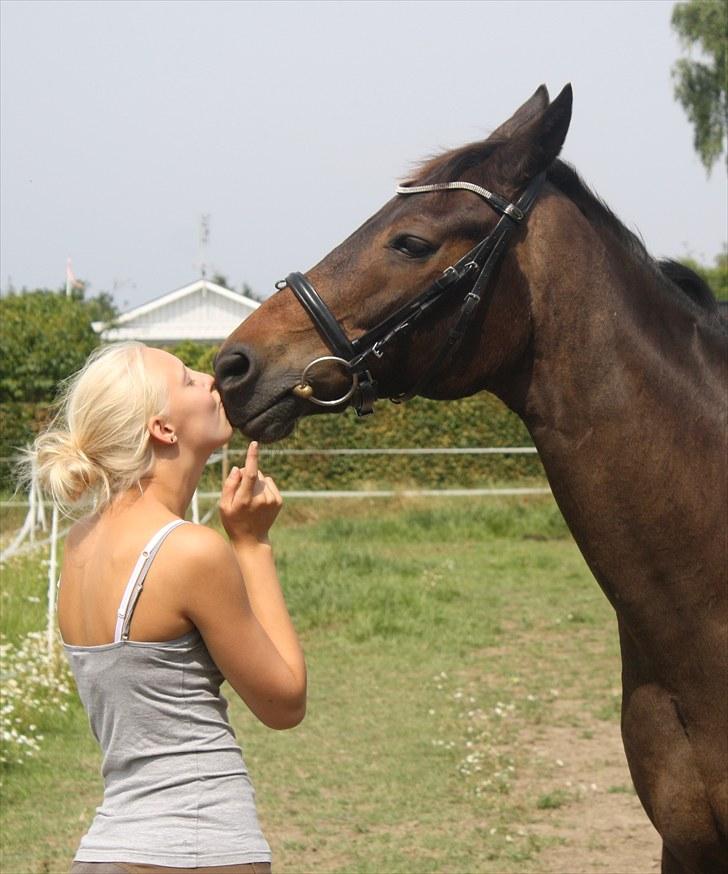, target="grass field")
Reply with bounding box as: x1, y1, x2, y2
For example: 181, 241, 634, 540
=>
0, 496, 660, 873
